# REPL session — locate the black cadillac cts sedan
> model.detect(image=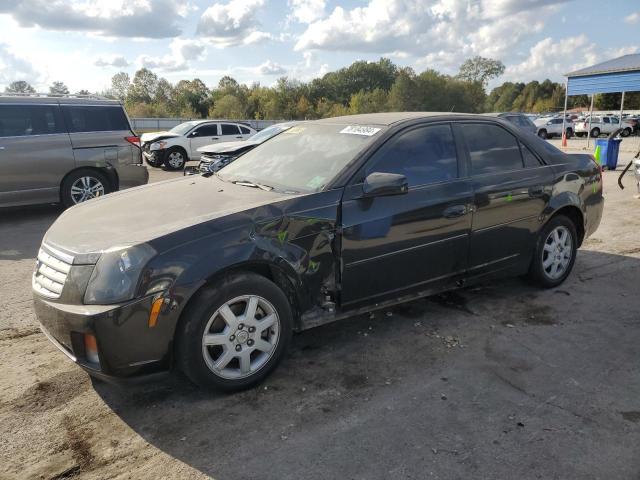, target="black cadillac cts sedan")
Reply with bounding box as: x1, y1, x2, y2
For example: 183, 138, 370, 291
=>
33, 113, 603, 391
